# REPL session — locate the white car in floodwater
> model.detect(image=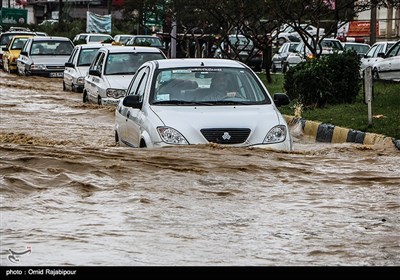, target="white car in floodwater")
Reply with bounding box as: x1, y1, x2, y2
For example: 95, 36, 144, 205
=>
115, 58, 293, 151
83, 45, 166, 105
63, 43, 104, 92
